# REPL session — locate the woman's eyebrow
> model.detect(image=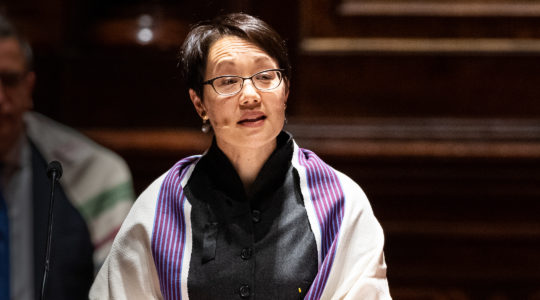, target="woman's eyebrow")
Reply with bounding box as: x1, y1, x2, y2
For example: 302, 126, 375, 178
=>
210, 55, 276, 76
210, 60, 236, 75
253, 55, 272, 61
